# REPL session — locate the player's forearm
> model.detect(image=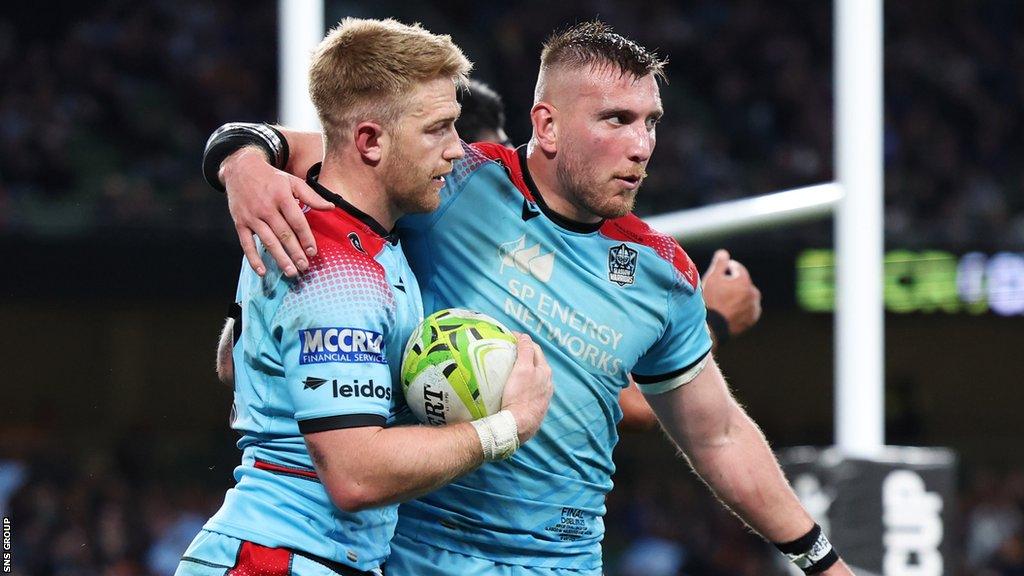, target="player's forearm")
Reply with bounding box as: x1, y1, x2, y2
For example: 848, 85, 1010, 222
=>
215, 318, 235, 386
648, 362, 815, 544
208, 123, 325, 186
681, 404, 815, 543
313, 422, 484, 512
275, 126, 325, 178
